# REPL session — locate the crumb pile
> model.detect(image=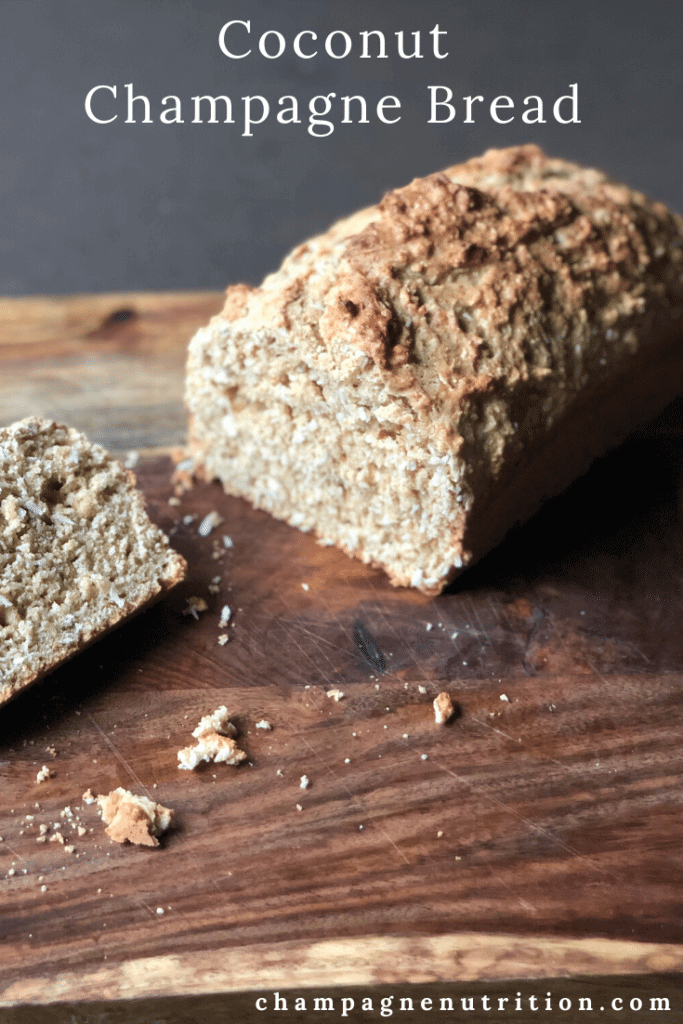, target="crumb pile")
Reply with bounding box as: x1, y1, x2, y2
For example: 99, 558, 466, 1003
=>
0, 418, 186, 702
186, 144, 683, 593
